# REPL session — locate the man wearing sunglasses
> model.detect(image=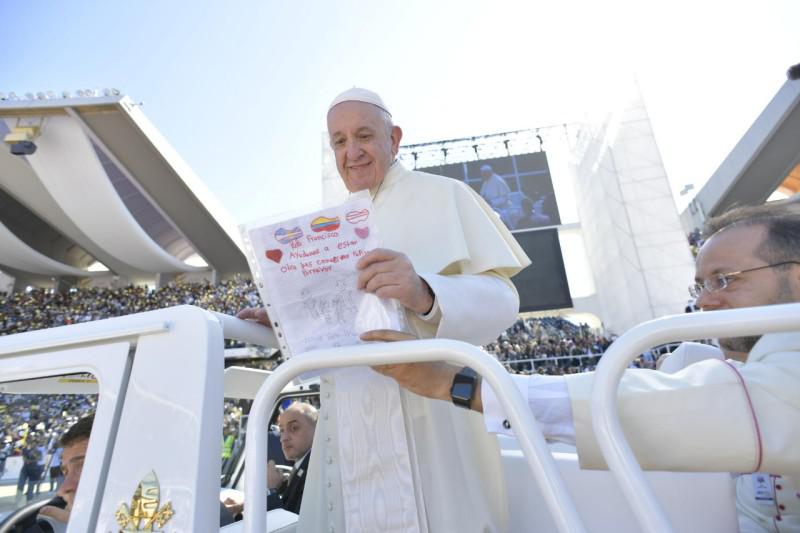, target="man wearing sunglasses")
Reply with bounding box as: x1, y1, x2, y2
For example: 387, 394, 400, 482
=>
372, 202, 800, 532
